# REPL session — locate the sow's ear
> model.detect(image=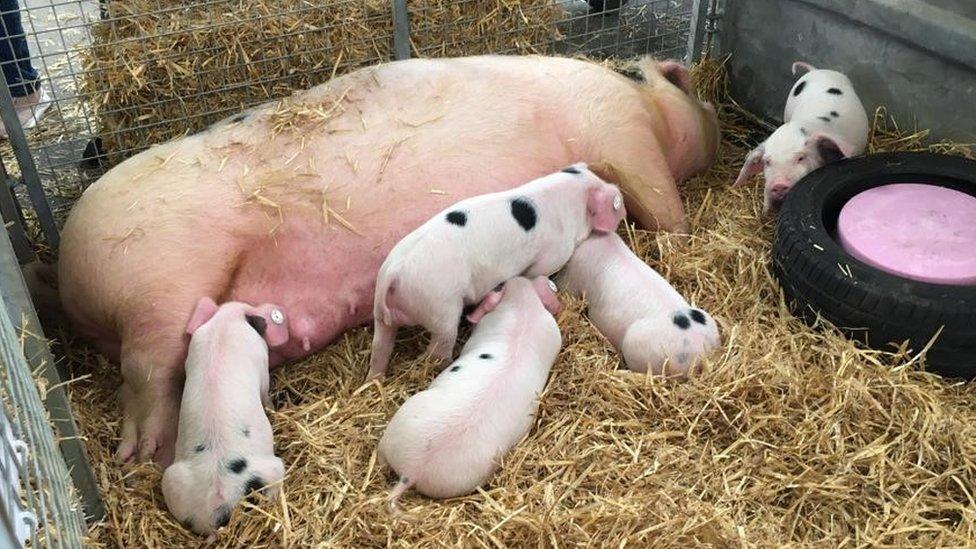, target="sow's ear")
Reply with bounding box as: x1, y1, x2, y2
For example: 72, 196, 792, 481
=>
659, 60, 692, 95
186, 297, 219, 336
